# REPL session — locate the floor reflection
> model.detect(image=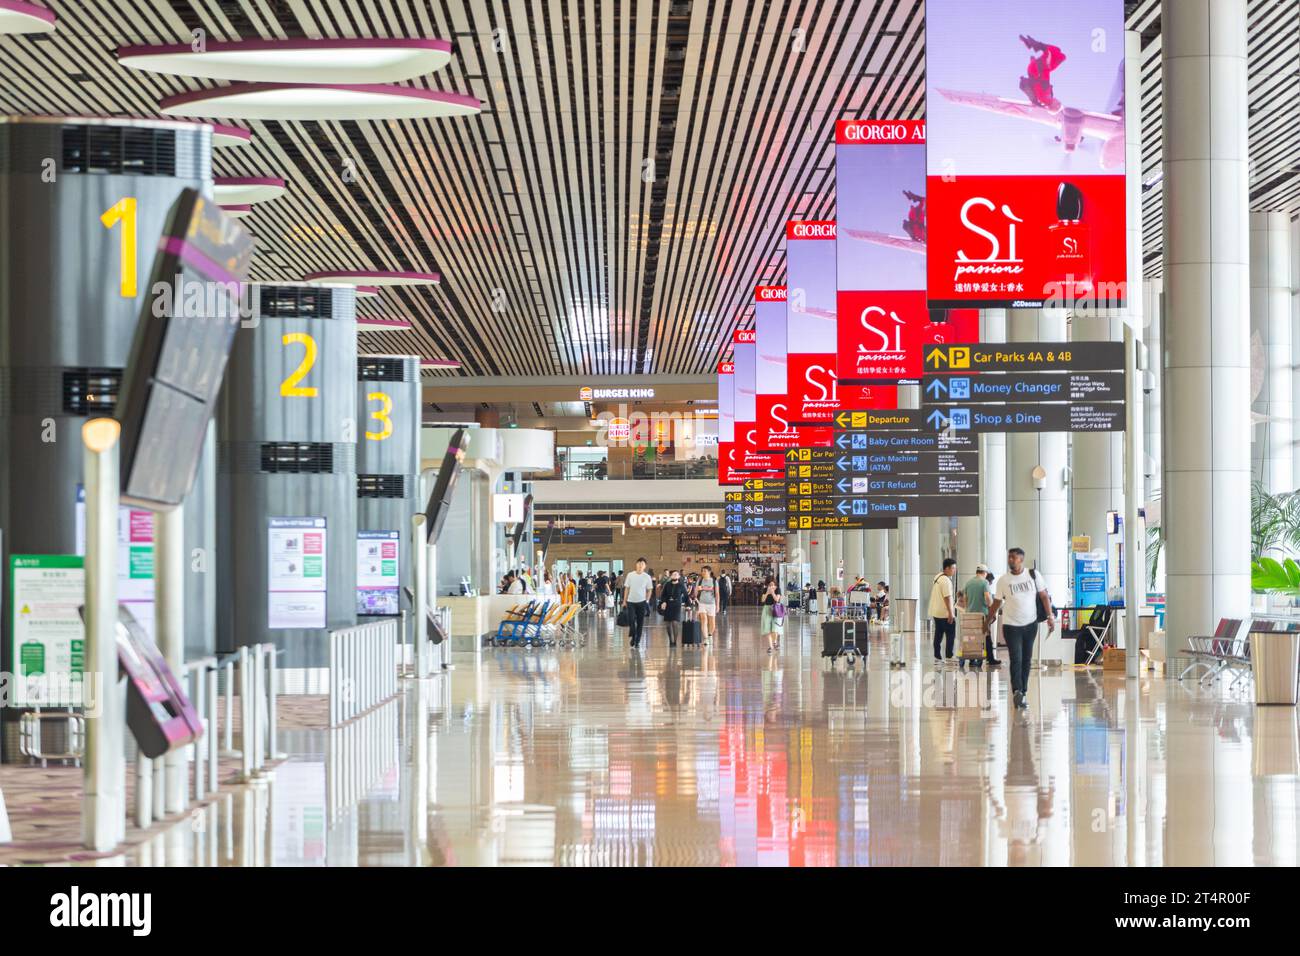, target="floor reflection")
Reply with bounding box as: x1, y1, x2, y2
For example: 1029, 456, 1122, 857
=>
116, 609, 1300, 866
